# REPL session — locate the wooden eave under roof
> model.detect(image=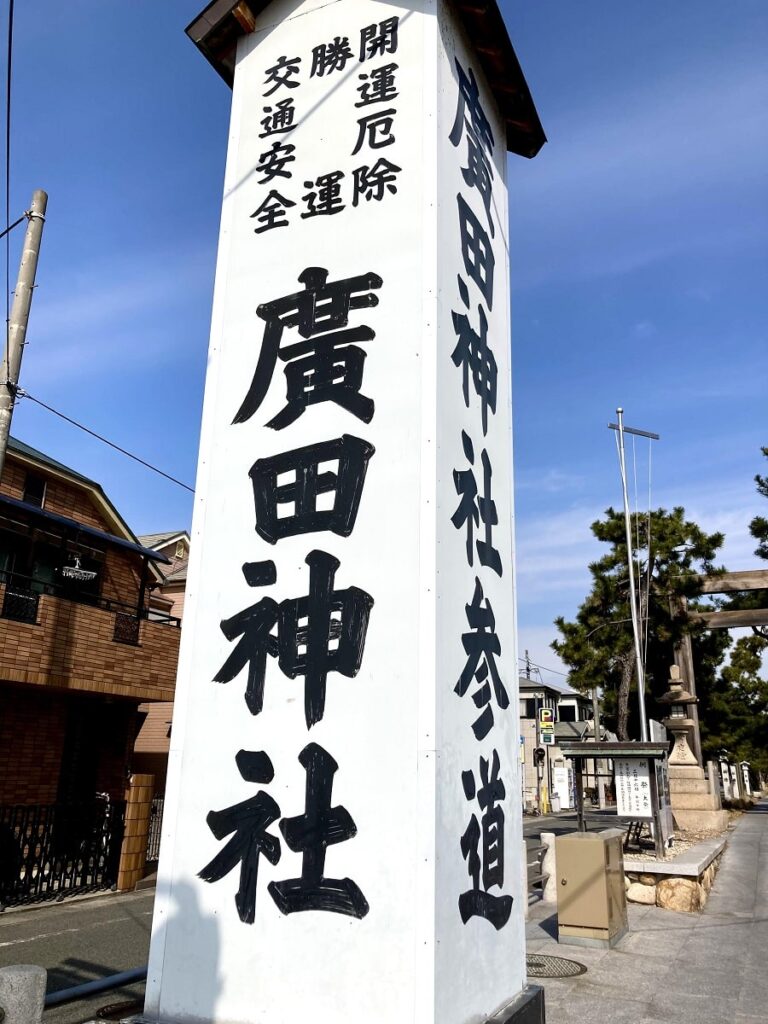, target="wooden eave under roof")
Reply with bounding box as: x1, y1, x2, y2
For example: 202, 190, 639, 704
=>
186, 0, 545, 158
